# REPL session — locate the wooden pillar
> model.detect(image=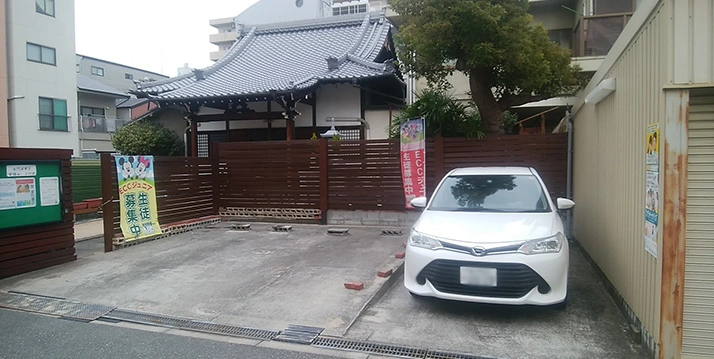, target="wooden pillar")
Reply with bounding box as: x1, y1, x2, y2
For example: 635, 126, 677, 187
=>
191, 120, 198, 157
312, 90, 317, 135
319, 138, 329, 221
100, 153, 115, 252
211, 142, 221, 216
